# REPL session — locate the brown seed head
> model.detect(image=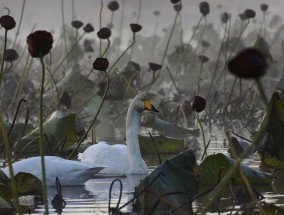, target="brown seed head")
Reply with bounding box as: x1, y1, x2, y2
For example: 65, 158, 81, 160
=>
170, 0, 180, 4
71, 20, 83, 29
97, 27, 111, 39
221, 12, 230, 23
244, 9, 256, 19
148, 62, 162, 72
260, 4, 268, 12
4, 49, 18, 62
26, 30, 53, 58
199, 2, 210, 16
191, 96, 206, 113
228, 48, 268, 79
83, 23, 95, 33
93, 57, 109, 71
108, 1, 119, 11
0, 15, 16, 30
130, 23, 142, 33
174, 4, 182, 12
198, 55, 209, 63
